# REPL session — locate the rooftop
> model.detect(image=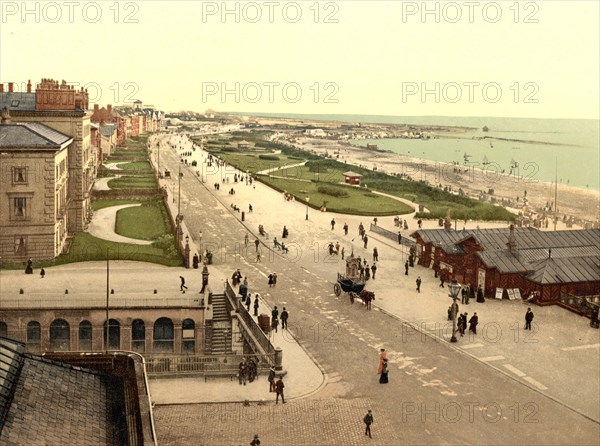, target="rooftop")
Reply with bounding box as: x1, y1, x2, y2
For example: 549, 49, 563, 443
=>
0, 122, 72, 149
